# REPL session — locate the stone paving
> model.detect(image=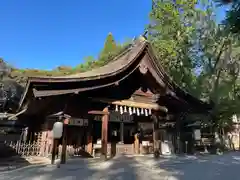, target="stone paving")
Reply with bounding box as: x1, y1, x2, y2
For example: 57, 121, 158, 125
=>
0, 152, 240, 180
